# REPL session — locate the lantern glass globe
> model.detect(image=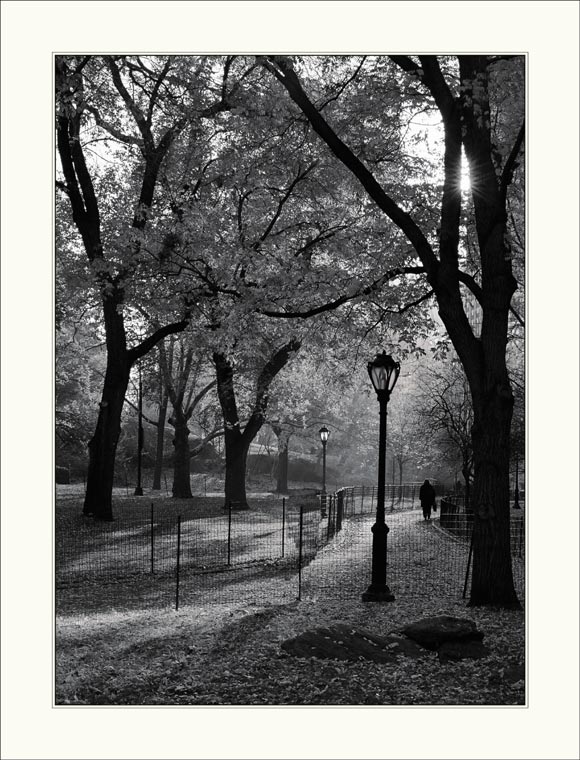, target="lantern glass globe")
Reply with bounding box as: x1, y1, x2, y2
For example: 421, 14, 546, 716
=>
367, 351, 400, 394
